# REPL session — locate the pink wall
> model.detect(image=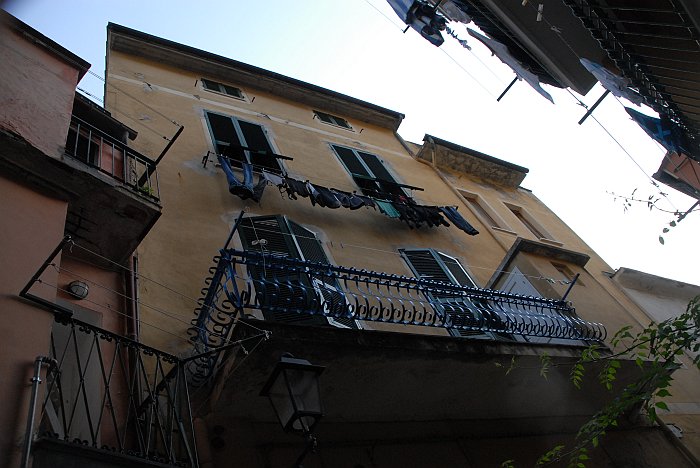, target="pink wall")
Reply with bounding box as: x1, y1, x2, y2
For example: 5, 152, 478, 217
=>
0, 23, 81, 159
0, 175, 67, 468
